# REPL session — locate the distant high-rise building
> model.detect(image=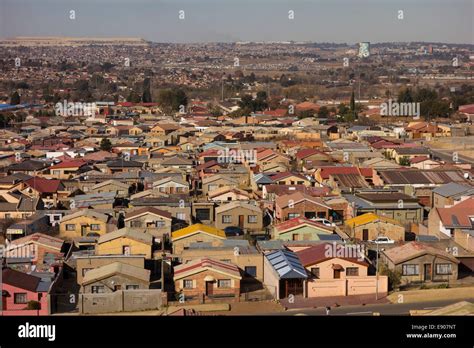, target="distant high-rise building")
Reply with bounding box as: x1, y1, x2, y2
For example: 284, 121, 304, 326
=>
358, 42, 370, 58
